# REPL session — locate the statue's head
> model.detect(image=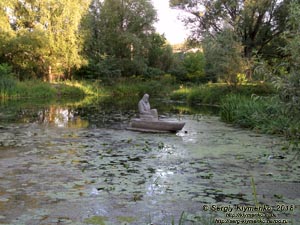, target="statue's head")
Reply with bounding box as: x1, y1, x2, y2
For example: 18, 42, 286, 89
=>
142, 93, 149, 102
